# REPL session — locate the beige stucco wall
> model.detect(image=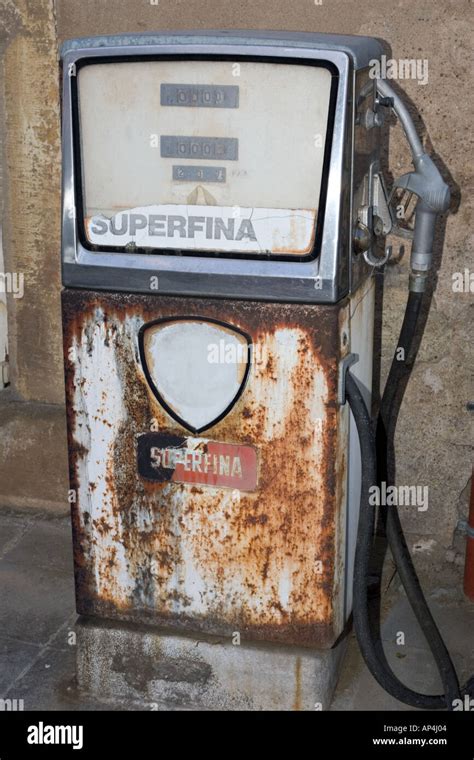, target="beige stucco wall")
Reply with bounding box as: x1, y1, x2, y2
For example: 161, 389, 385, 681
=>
0, 1, 472, 567
2, 0, 62, 403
